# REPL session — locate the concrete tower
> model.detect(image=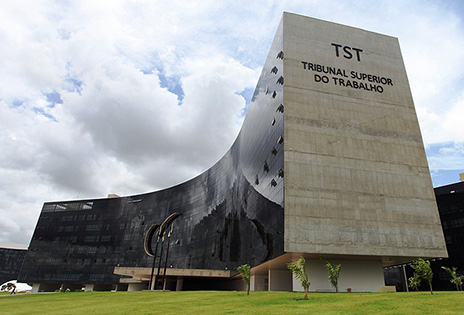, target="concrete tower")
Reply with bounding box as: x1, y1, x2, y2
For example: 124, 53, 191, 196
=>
267, 12, 447, 292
